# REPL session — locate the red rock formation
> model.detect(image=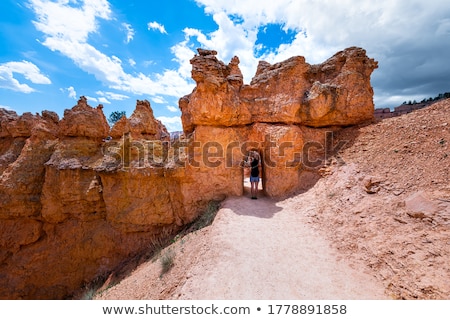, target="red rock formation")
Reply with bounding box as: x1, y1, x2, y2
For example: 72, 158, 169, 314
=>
179, 47, 378, 197
59, 96, 109, 138
180, 47, 378, 133
300, 48, 378, 126
0, 109, 59, 218
0, 98, 176, 299
110, 100, 169, 140
180, 49, 252, 132
0, 47, 378, 299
